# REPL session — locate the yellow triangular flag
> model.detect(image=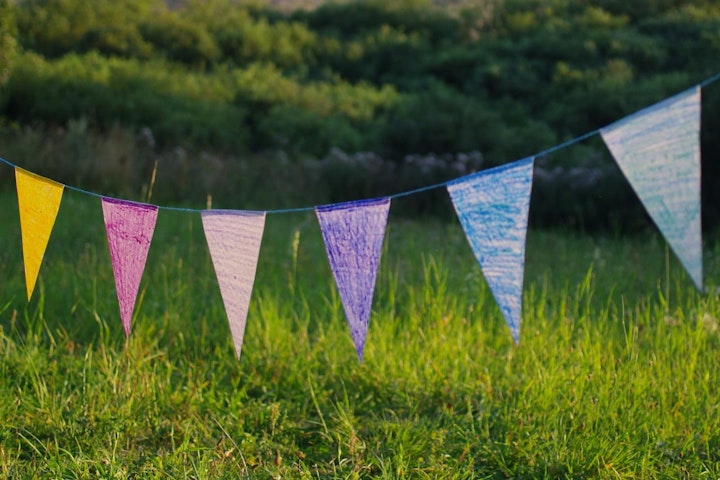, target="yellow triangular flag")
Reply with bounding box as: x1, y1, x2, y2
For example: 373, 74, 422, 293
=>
15, 168, 64, 300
